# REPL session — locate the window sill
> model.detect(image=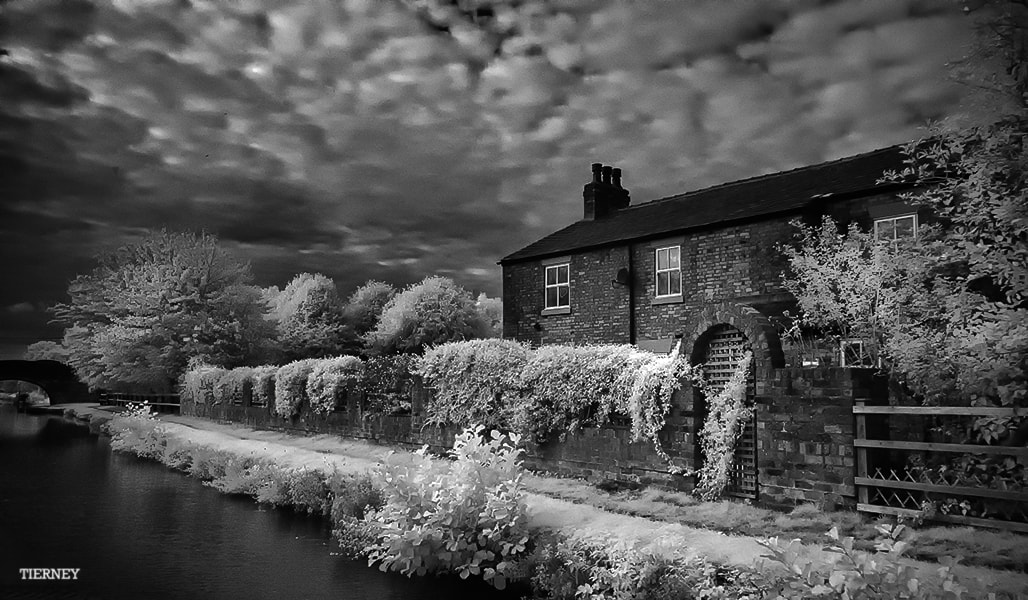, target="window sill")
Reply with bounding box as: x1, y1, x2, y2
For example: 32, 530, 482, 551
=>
651, 294, 683, 306
540, 306, 571, 316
